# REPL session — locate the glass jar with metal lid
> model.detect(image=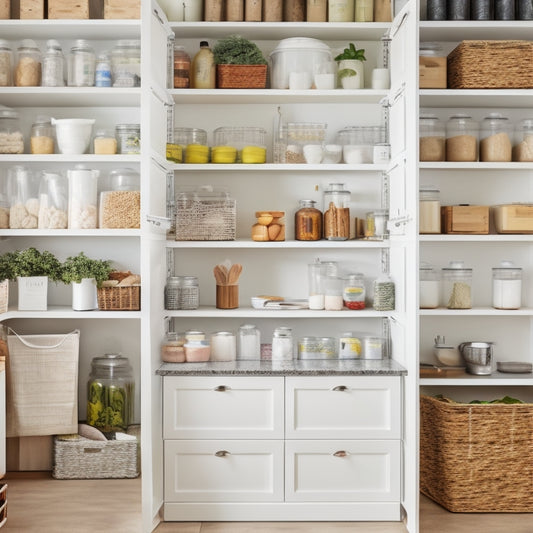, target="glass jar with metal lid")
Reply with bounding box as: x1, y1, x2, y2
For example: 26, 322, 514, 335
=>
116, 124, 140, 154
42, 39, 65, 87
323, 183, 350, 240
419, 113, 445, 161
492, 260, 522, 310
0, 39, 13, 86
68, 39, 95, 87
111, 40, 141, 87
513, 118, 533, 162
480, 113, 512, 162
446, 114, 478, 162
295, 199, 322, 241
419, 262, 440, 309
87, 353, 135, 432
99, 168, 140, 229
237, 324, 261, 360
15, 39, 41, 87
30, 115, 55, 154
442, 260, 473, 309
0, 106, 24, 154
272, 326, 293, 361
